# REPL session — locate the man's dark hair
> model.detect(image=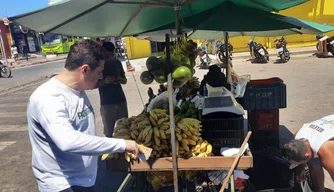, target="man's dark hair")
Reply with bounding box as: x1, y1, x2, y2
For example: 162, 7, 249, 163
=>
103, 42, 115, 53
282, 140, 308, 162
65, 39, 109, 71
96, 38, 100, 41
